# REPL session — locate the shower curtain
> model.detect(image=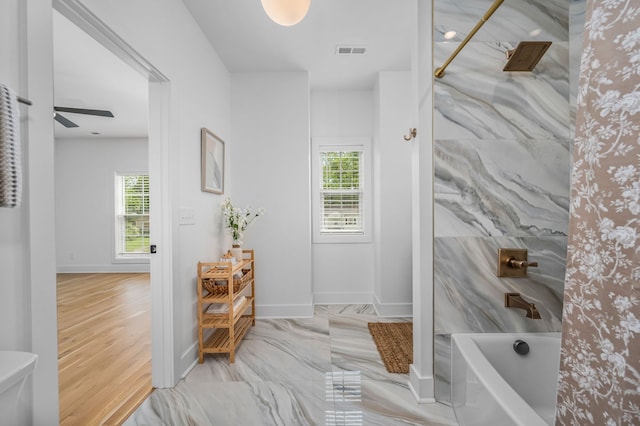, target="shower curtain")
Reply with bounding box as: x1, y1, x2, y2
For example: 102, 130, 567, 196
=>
555, 1, 640, 425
